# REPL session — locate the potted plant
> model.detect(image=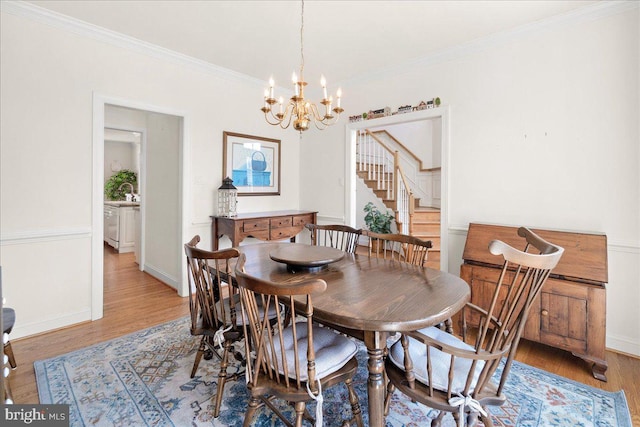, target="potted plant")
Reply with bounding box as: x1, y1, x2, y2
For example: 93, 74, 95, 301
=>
364, 202, 394, 252
105, 169, 137, 201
